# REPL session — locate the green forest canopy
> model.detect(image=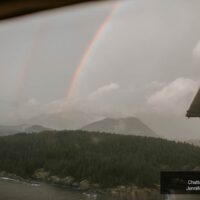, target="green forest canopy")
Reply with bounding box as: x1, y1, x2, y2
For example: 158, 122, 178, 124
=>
0, 131, 200, 187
